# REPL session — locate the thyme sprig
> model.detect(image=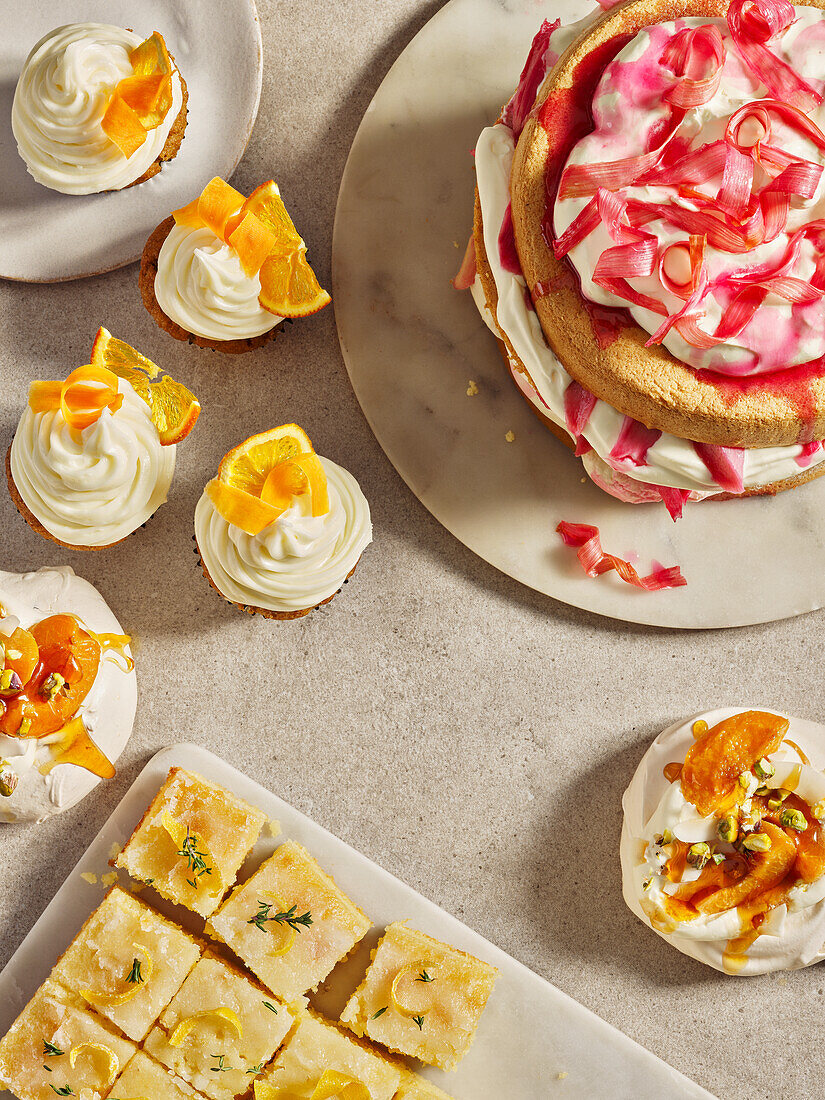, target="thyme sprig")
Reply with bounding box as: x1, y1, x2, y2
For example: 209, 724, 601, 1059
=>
248, 900, 312, 934
177, 826, 213, 889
